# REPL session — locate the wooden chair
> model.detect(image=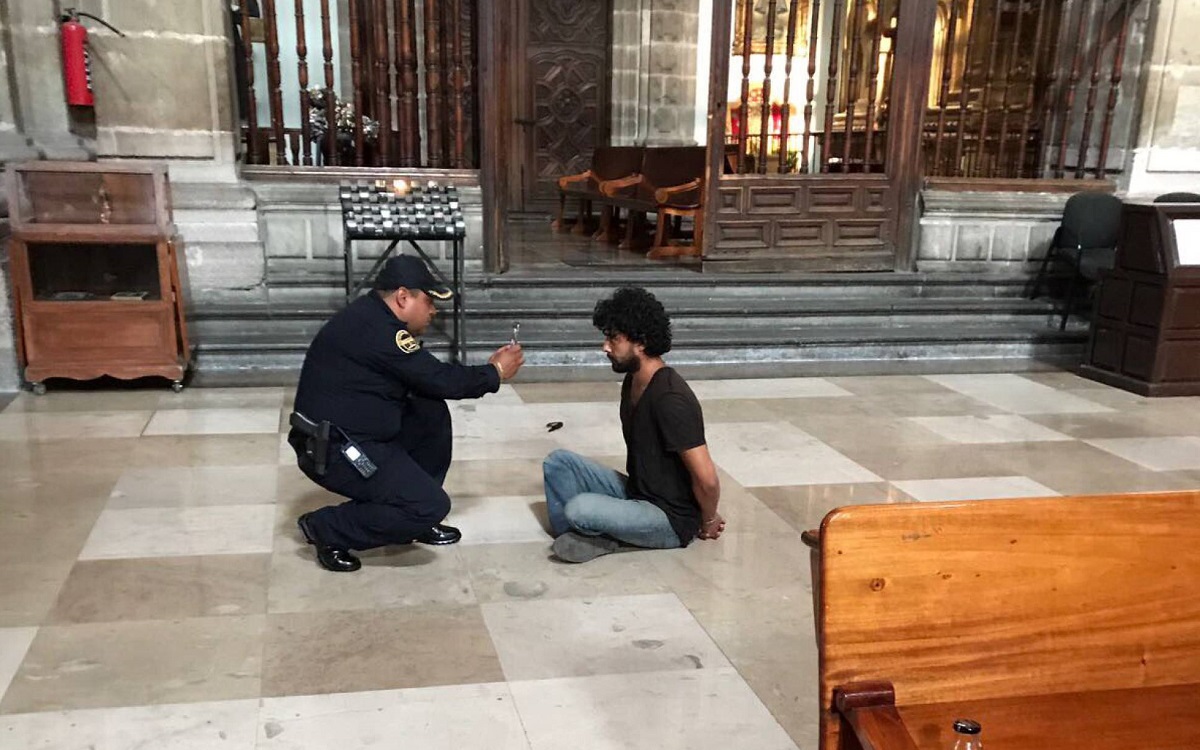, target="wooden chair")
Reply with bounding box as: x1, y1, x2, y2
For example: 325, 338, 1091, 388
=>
555, 146, 643, 237
598, 146, 707, 255
805, 491, 1200, 750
